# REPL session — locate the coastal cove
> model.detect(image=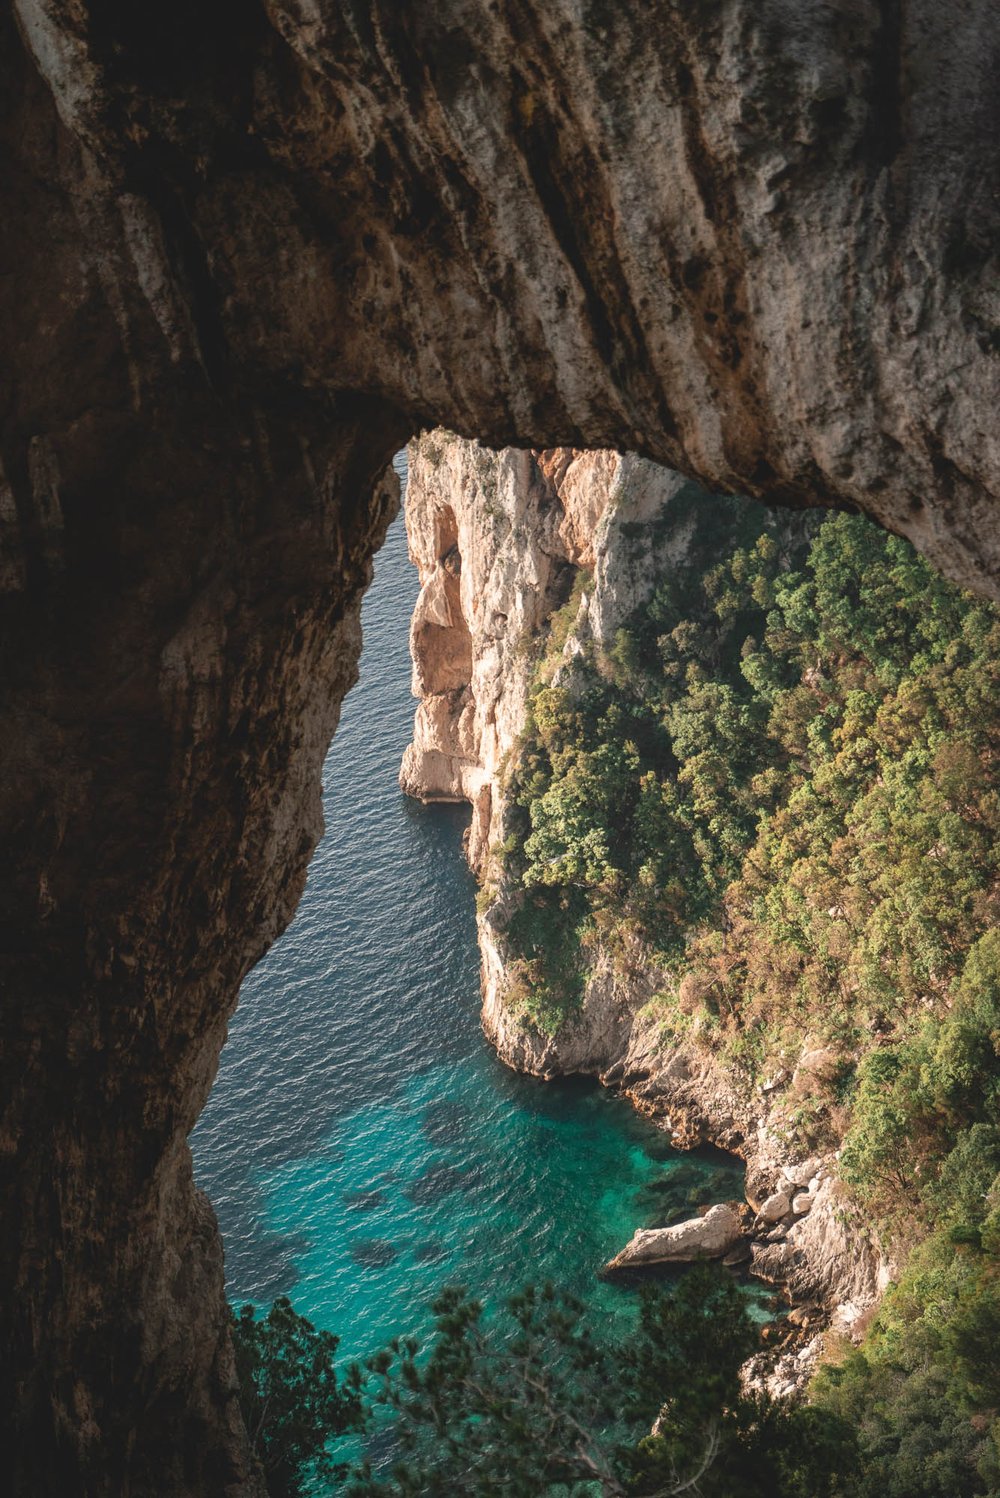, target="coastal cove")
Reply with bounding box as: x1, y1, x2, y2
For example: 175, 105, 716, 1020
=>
191, 454, 744, 1370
